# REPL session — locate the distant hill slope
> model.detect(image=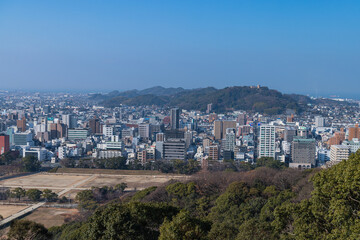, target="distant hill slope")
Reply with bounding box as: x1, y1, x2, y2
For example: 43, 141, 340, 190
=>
93, 85, 355, 114
89, 86, 187, 101
97, 86, 310, 114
